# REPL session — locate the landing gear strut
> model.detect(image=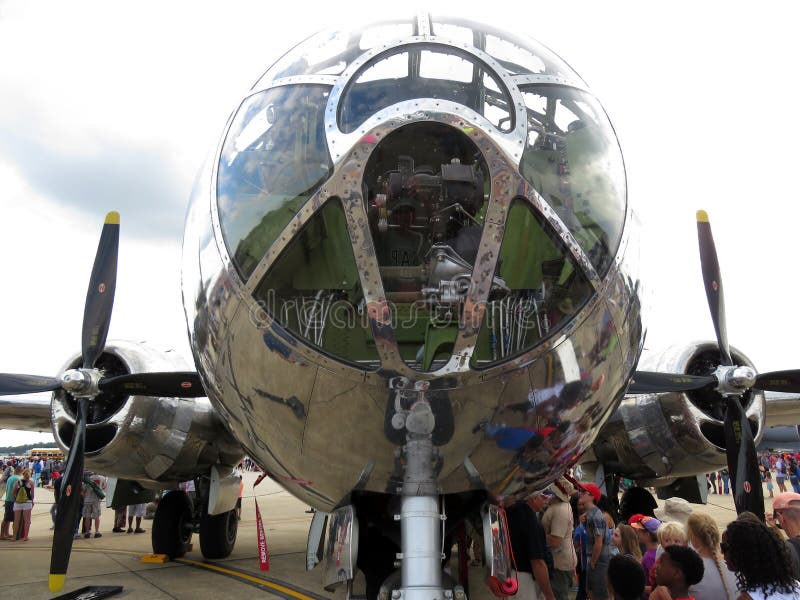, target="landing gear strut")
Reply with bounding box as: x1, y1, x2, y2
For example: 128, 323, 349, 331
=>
397, 435, 444, 600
